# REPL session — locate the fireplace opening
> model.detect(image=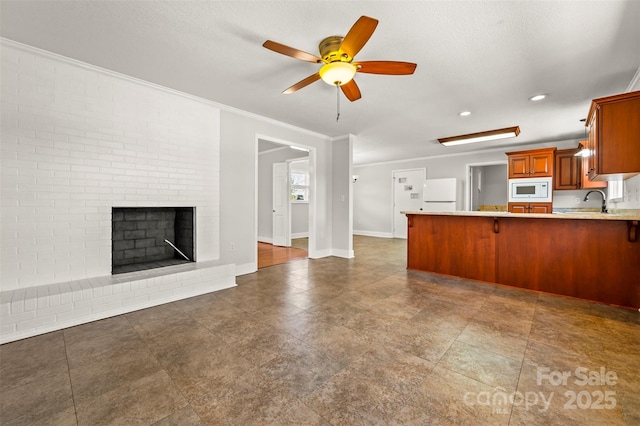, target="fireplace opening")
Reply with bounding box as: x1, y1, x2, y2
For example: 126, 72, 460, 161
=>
112, 207, 195, 274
